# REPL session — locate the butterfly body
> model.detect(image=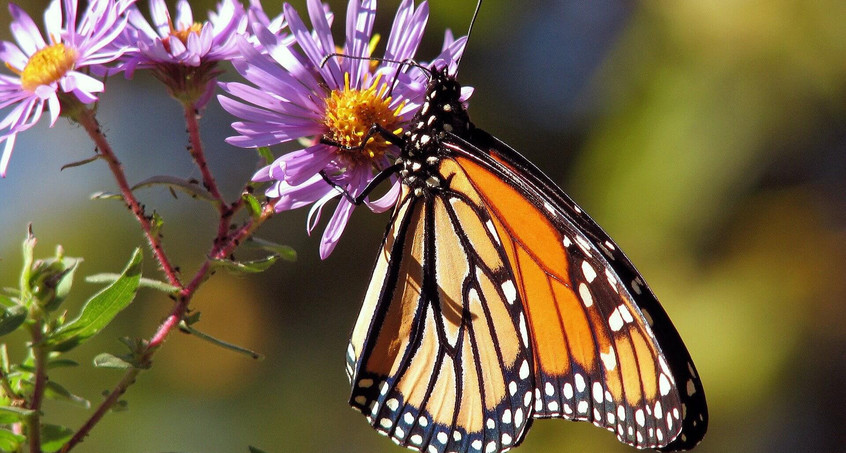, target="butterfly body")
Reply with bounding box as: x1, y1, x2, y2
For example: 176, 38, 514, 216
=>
345, 67, 707, 453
